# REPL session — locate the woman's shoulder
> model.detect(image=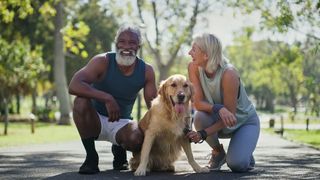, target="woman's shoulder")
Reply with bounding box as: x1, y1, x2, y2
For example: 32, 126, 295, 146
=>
222, 64, 239, 79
